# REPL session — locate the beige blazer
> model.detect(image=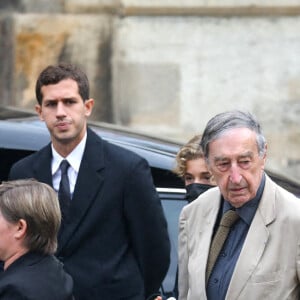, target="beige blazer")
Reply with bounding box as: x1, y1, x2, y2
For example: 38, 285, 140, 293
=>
178, 174, 300, 300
